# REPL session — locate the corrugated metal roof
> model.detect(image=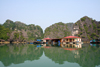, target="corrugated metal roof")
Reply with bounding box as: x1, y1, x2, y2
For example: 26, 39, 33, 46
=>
44, 38, 51, 40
